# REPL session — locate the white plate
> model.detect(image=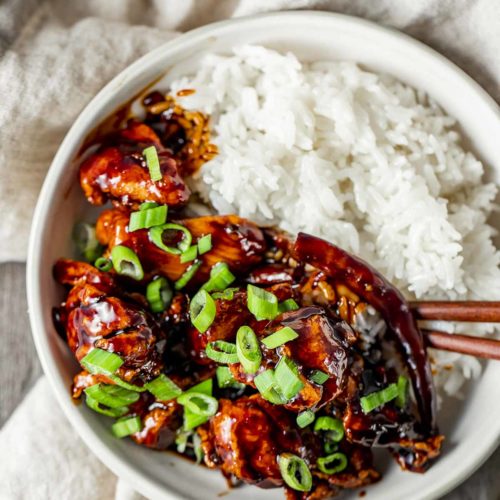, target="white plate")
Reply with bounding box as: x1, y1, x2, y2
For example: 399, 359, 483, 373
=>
27, 11, 500, 500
